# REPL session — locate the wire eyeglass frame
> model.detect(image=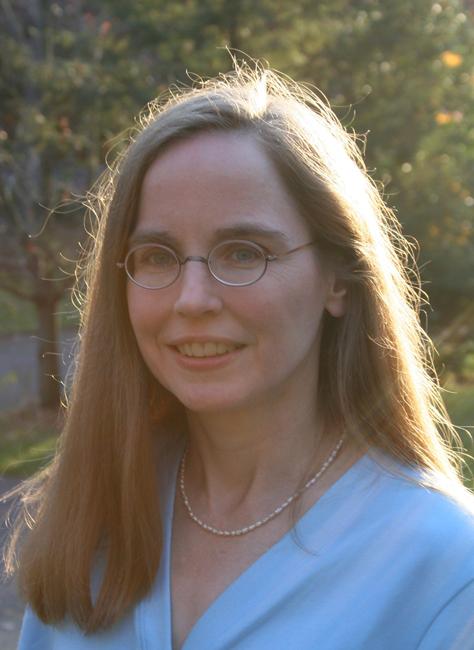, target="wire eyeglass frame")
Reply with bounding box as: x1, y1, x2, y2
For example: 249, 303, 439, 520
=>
117, 239, 316, 289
